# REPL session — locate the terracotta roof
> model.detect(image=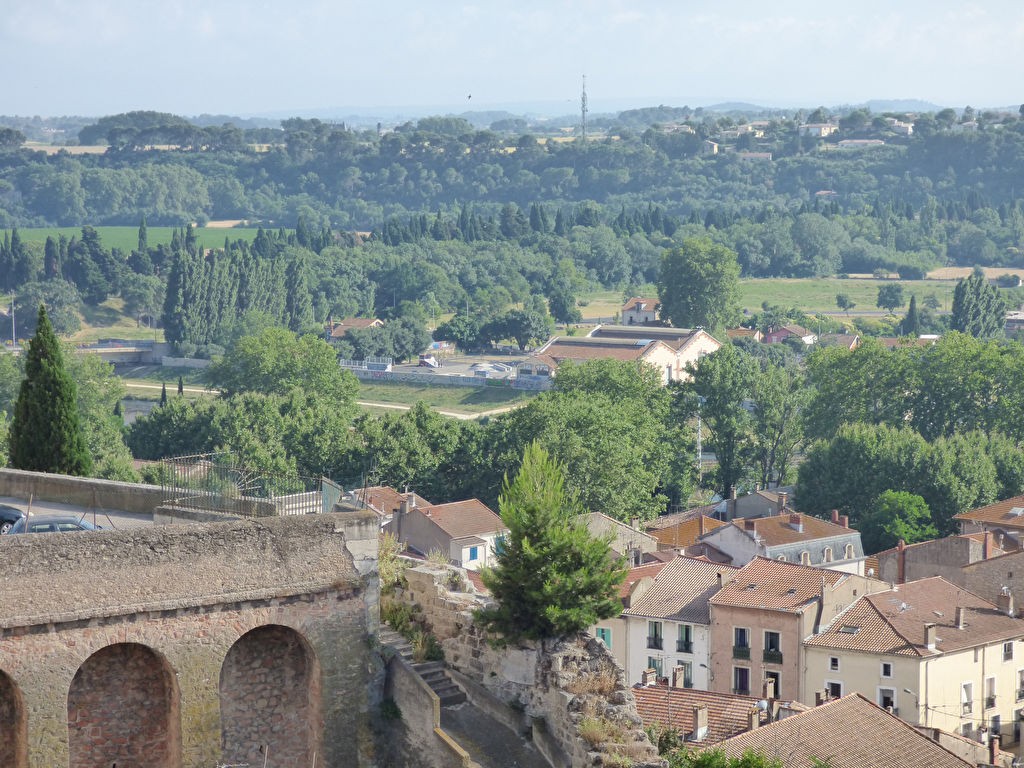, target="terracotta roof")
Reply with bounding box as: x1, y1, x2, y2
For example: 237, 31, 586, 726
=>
710, 557, 847, 613
412, 499, 507, 540
620, 562, 669, 603
353, 486, 432, 516
715, 512, 859, 548
877, 336, 935, 349
625, 557, 738, 623
534, 336, 670, 365
647, 504, 720, 530
711, 693, 973, 768
954, 493, 1024, 531
622, 297, 660, 313
632, 684, 767, 744
327, 316, 382, 337
726, 327, 761, 339
650, 515, 729, 548
806, 576, 1024, 657
681, 541, 735, 564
